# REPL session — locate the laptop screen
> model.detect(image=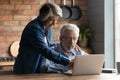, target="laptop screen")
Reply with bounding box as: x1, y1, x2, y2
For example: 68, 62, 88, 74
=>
72, 54, 105, 75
